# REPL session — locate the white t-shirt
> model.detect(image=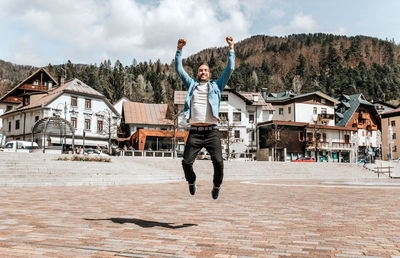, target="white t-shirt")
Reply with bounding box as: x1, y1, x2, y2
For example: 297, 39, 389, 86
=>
189, 82, 218, 125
